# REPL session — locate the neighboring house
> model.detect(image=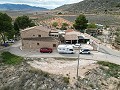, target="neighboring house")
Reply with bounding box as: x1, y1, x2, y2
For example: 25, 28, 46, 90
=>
49, 30, 59, 38
86, 28, 103, 36
64, 29, 89, 44
21, 25, 60, 50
